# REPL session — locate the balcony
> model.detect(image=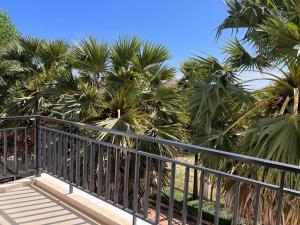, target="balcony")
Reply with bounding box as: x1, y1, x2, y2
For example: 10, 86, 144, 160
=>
0, 116, 299, 225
